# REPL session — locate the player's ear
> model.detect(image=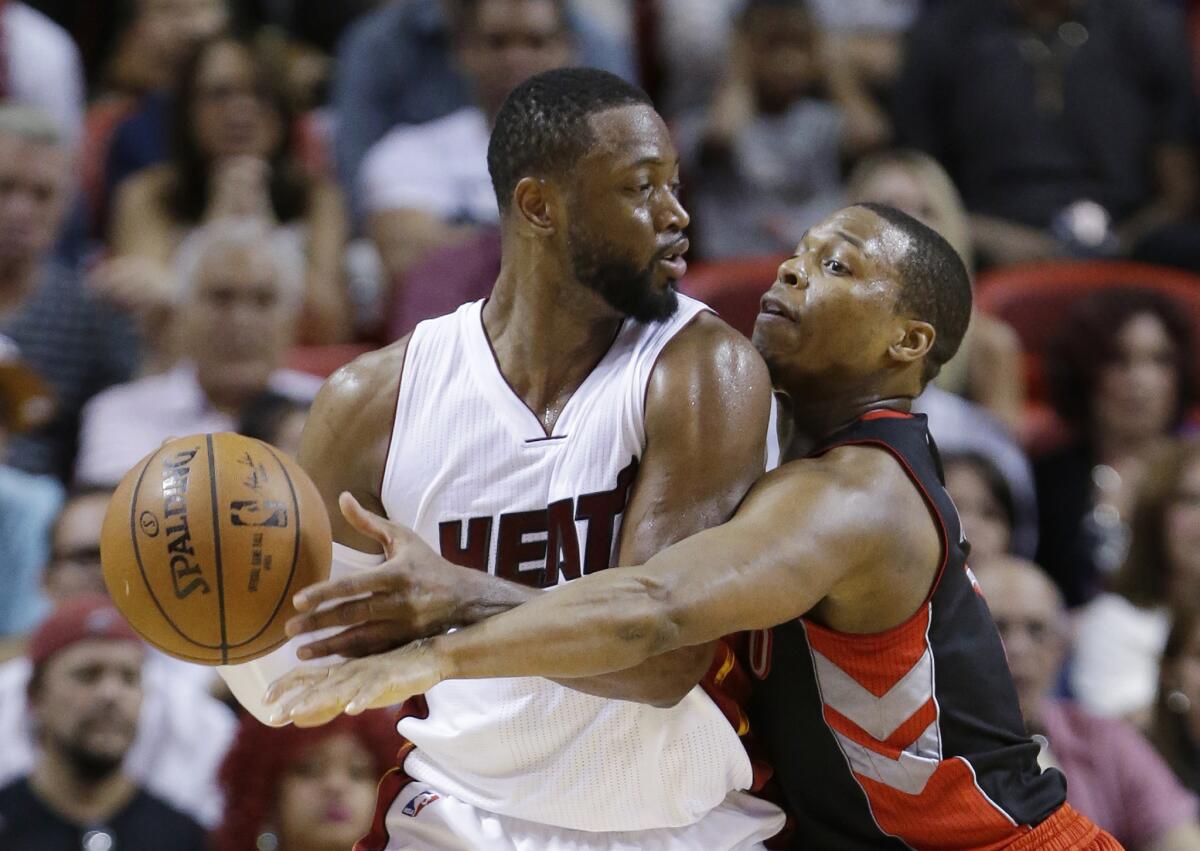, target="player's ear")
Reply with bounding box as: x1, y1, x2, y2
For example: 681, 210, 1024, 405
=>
512, 177, 556, 237
889, 319, 935, 365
